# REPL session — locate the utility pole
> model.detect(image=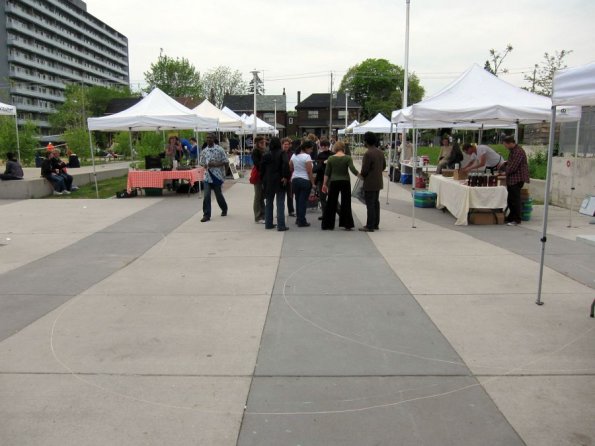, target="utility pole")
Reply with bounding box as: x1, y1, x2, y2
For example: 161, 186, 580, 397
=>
329, 71, 333, 138
251, 70, 260, 145
344, 89, 349, 130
